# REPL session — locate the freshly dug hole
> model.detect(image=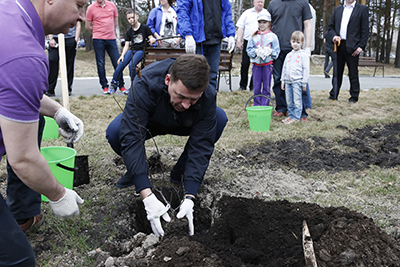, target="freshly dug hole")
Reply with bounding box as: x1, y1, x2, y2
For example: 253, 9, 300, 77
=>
127, 189, 400, 267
